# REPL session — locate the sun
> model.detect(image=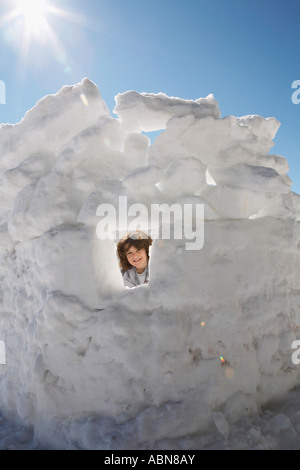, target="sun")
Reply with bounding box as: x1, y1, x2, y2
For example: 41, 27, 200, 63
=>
16, 0, 49, 35
17, 0, 48, 19
0, 0, 93, 79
